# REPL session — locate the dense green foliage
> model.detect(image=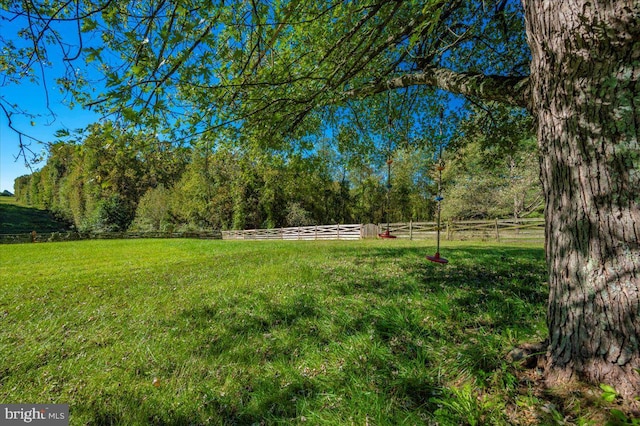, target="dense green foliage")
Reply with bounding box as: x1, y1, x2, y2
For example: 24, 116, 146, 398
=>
14, 123, 187, 231
14, 109, 540, 232
1, 1, 529, 145
4, 0, 540, 230
3, 0, 536, 233
13, 127, 430, 231
441, 106, 542, 220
